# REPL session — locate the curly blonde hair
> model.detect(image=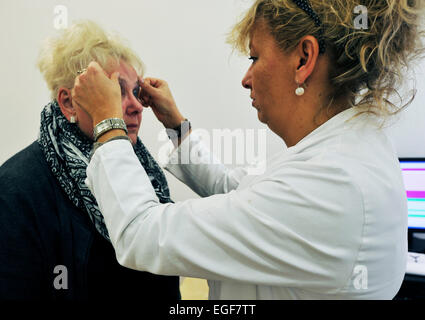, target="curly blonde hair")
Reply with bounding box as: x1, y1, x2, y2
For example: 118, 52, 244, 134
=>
228, 0, 425, 119
38, 20, 145, 100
